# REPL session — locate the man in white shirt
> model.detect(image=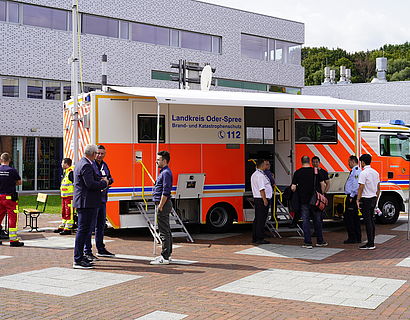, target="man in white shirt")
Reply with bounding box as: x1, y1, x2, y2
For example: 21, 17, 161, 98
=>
251, 159, 273, 244
357, 154, 380, 250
